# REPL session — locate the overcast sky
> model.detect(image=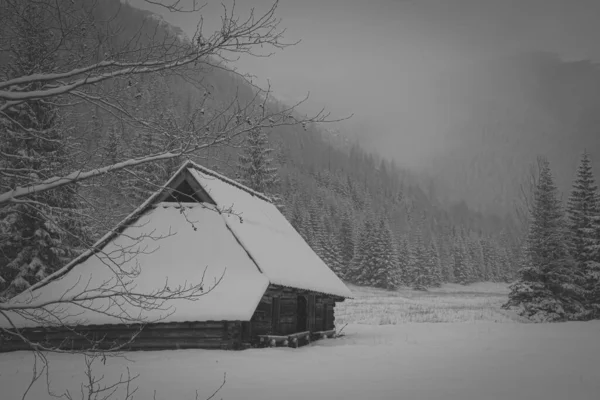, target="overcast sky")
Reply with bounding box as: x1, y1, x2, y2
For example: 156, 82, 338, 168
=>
132, 0, 600, 165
